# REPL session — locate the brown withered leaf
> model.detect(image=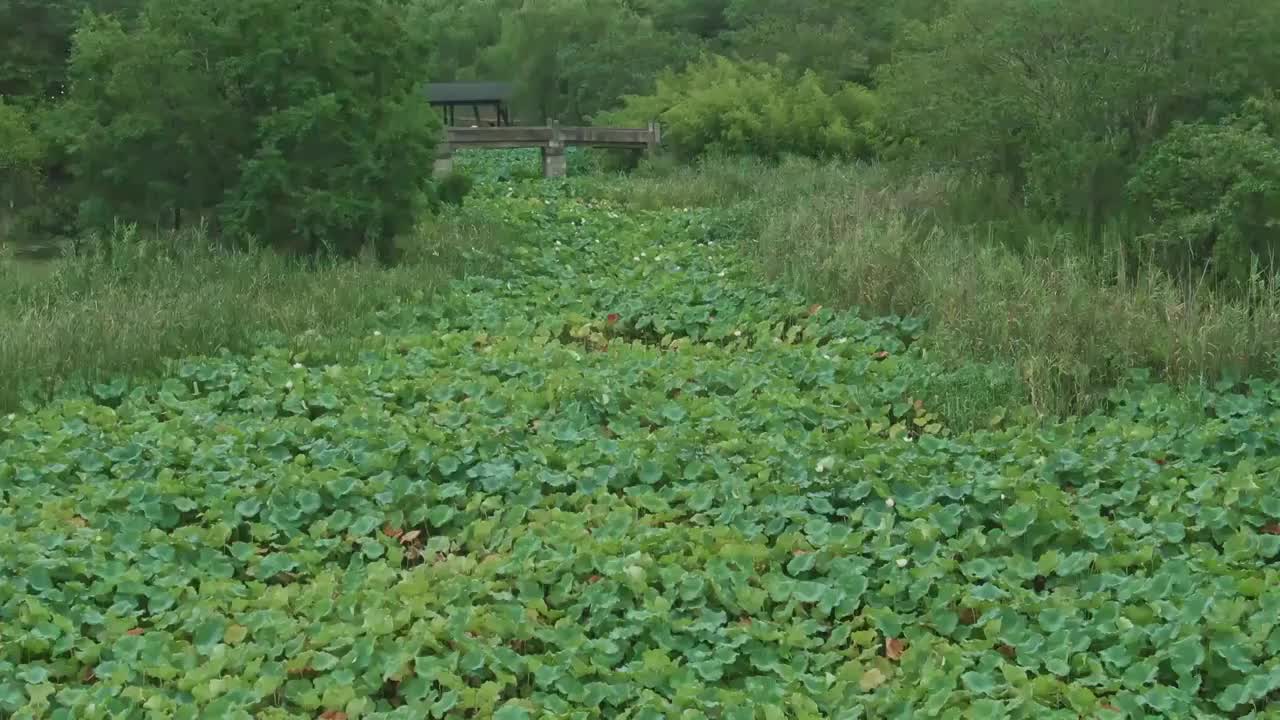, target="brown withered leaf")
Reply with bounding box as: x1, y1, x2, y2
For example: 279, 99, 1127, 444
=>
885, 637, 907, 661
